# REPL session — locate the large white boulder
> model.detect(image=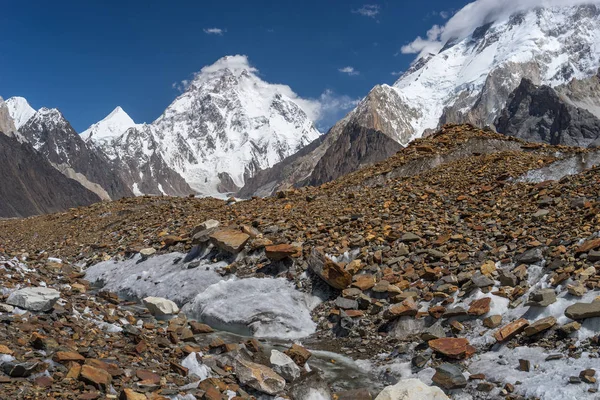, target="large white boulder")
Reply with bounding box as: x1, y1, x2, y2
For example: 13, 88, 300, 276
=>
6, 287, 60, 312
270, 349, 301, 382
143, 296, 179, 316
375, 379, 449, 400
